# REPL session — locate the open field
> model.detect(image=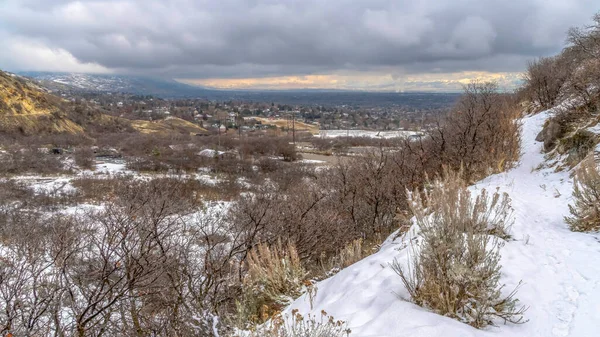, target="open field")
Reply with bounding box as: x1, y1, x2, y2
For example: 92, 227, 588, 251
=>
253, 117, 320, 134
131, 116, 208, 135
